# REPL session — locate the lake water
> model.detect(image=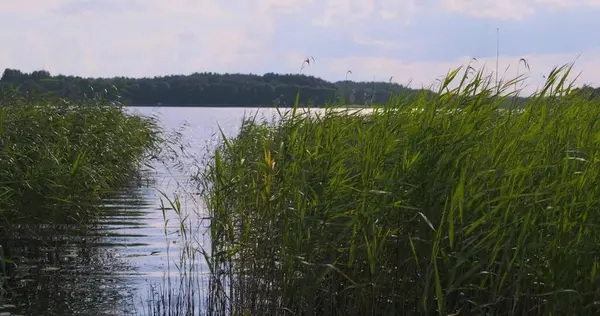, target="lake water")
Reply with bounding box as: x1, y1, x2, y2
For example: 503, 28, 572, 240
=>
0, 107, 284, 316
